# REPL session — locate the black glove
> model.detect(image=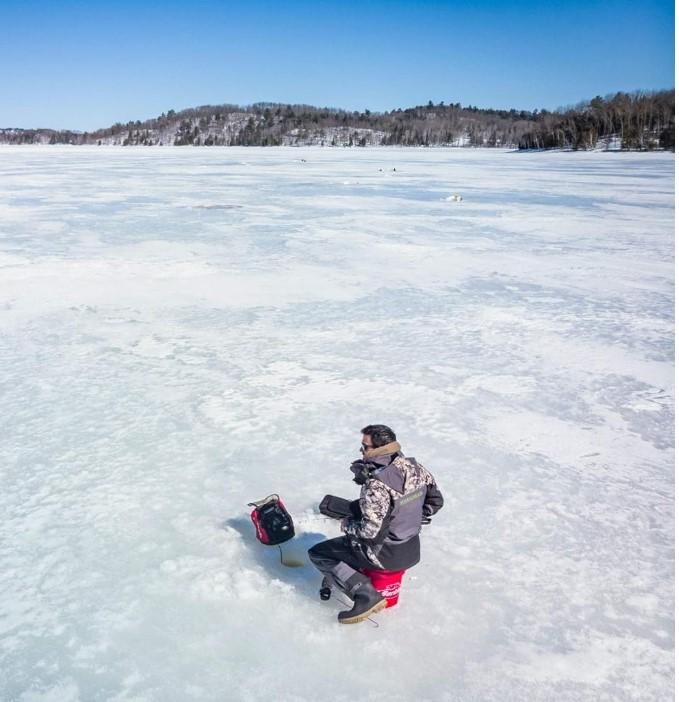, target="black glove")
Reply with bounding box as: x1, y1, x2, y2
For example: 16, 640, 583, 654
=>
349, 460, 372, 485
